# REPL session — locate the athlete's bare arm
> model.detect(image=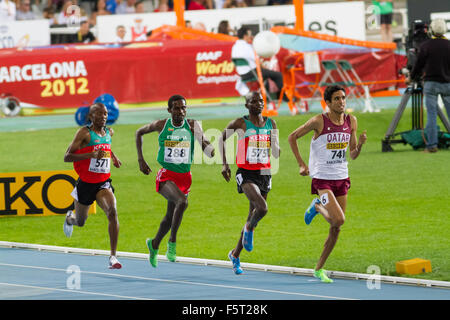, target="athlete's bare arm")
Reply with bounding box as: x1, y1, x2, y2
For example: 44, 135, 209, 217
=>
219, 118, 246, 182
135, 120, 166, 175
288, 115, 323, 176
349, 115, 367, 160
107, 128, 122, 168
270, 119, 281, 159
64, 127, 103, 162
188, 119, 215, 158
